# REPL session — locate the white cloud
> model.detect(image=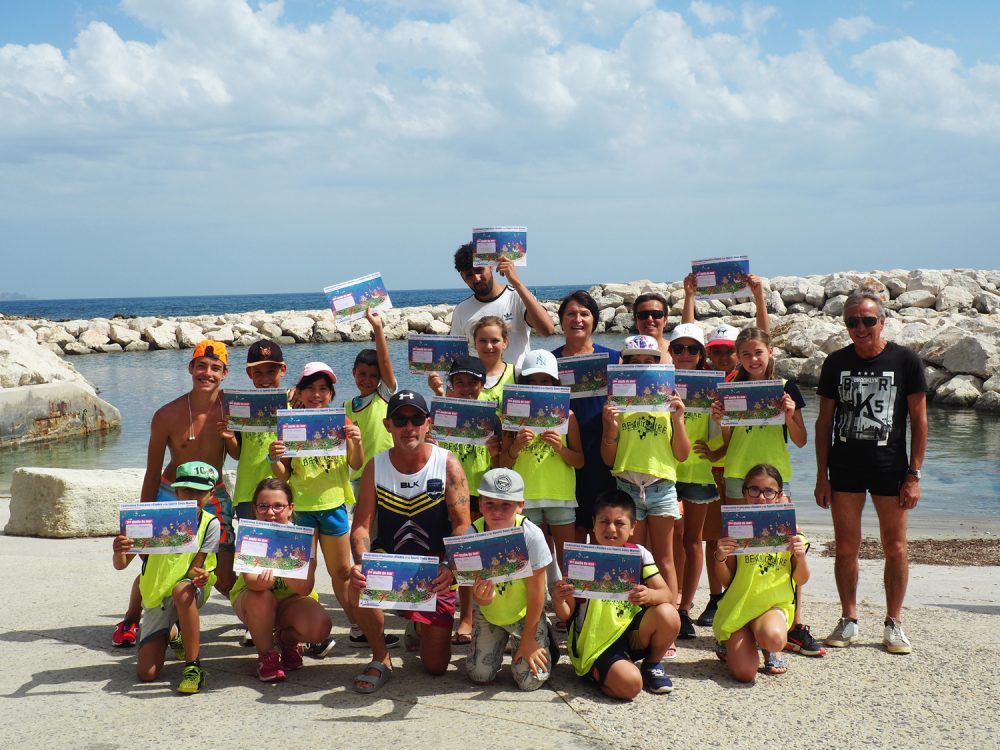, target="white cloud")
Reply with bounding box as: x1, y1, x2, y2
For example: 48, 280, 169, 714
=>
740, 4, 777, 36
688, 1, 734, 26
829, 15, 876, 45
